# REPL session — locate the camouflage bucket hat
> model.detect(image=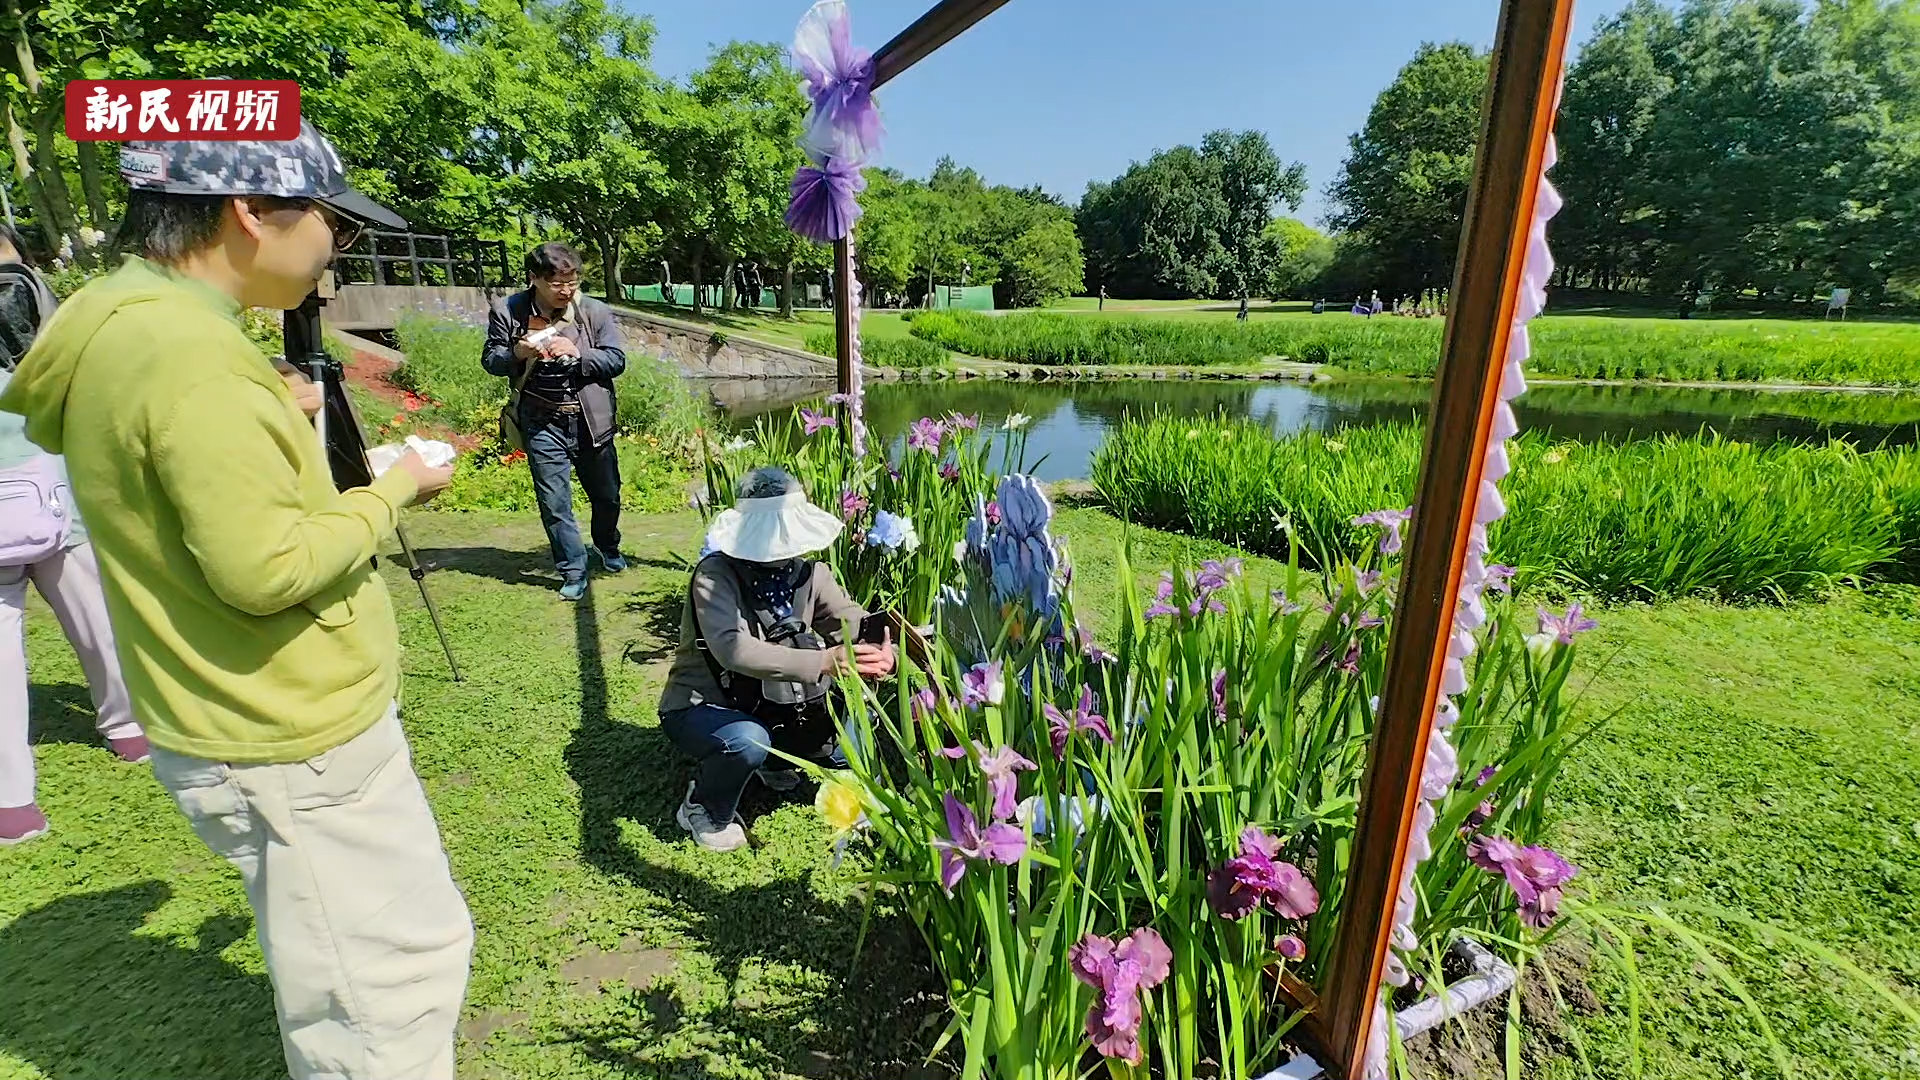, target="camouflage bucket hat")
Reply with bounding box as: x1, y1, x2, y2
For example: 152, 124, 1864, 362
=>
117, 116, 407, 231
